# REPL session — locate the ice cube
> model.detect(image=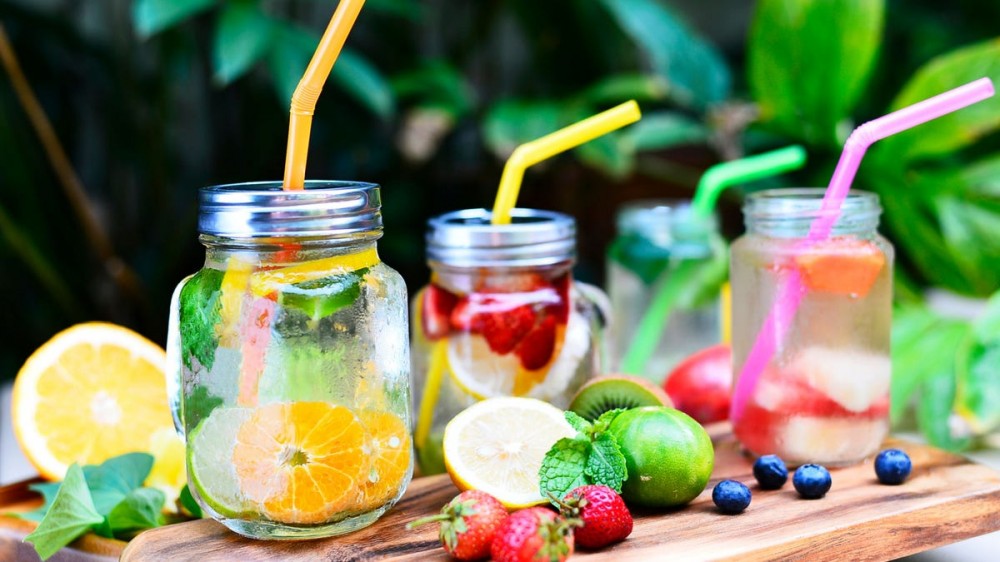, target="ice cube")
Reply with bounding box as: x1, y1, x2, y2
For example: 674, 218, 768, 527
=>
778, 416, 887, 464
793, 346, 890, 413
